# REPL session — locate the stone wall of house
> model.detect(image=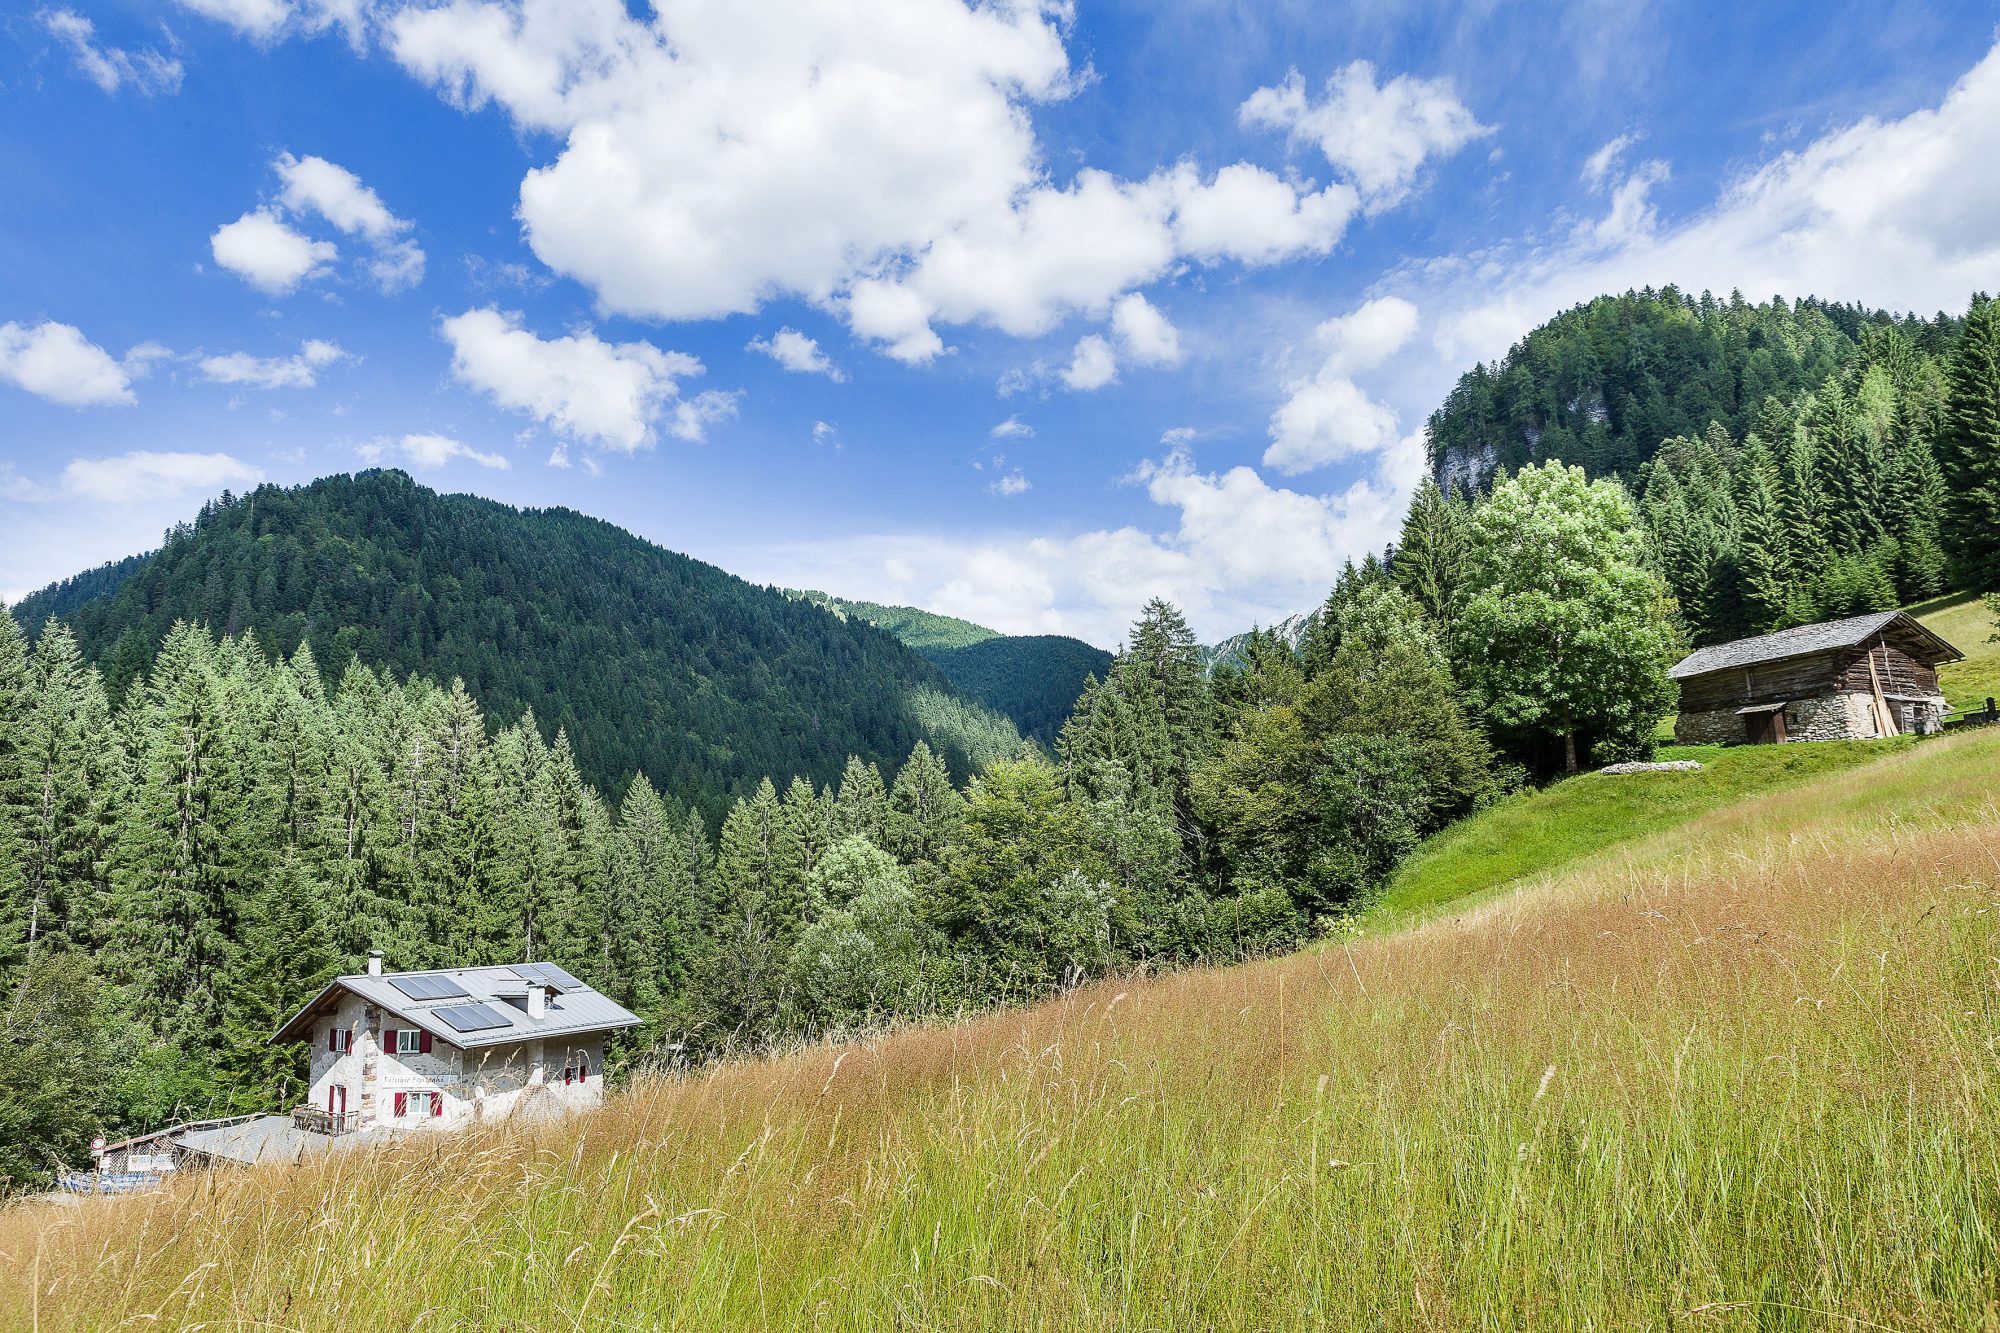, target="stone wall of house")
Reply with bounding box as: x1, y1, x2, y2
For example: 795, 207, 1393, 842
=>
1675, 690, 1888, 745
